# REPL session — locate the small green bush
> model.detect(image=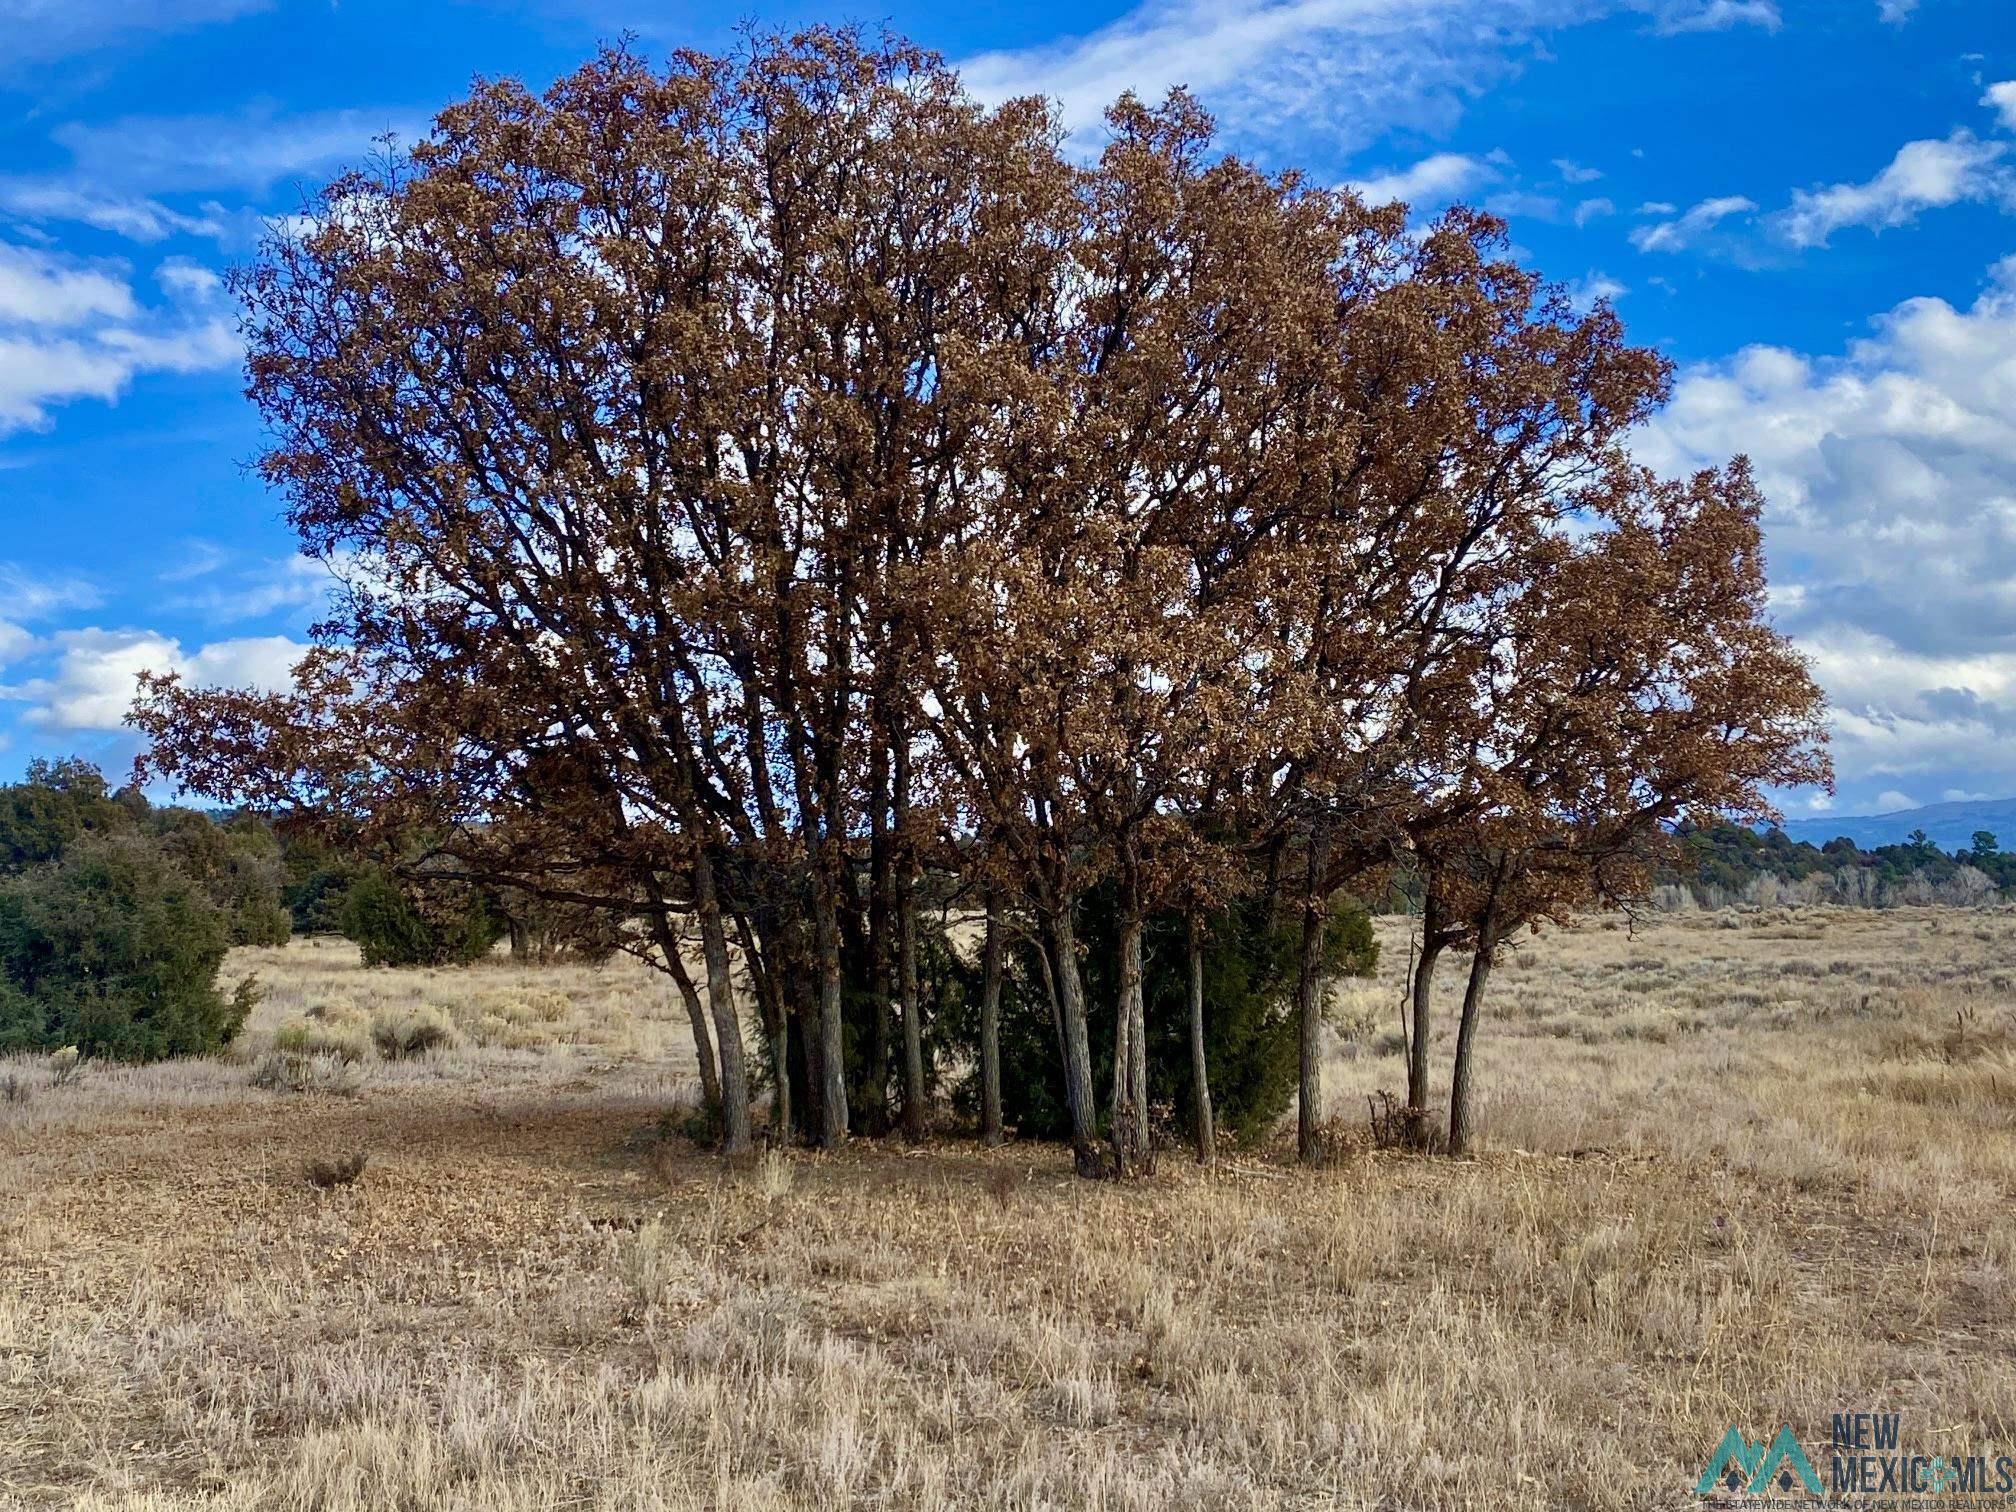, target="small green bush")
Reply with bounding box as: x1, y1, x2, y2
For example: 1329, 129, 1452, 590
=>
341, 867, 500, 968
